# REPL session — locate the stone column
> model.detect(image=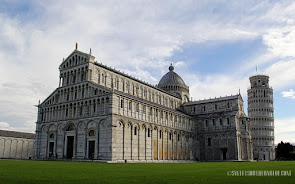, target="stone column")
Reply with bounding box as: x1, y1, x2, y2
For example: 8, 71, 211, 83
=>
151, 128, 153, 160
59, 77, 62, 87
96, 125, 99, 159
131, 126, 133, 160
55, 129, 58, 158
74, 129, 77, 159
83, 129, 87, 159
137, 127, 140, 160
